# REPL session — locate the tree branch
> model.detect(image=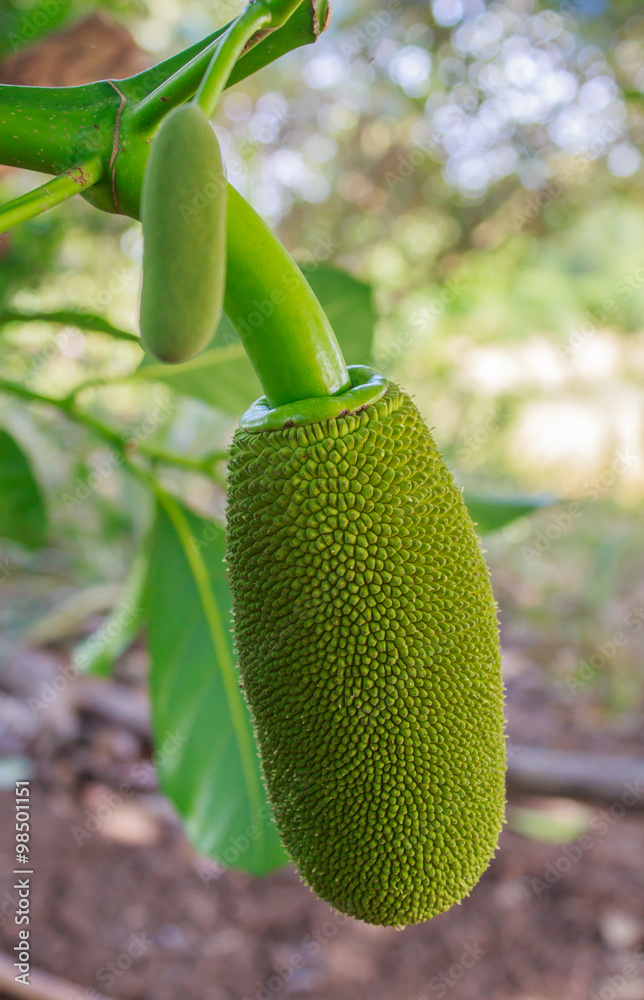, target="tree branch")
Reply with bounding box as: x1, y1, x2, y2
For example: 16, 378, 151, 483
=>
507, 746, 644, 810
0, 156, 103, 234
0, 377, 226, 479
